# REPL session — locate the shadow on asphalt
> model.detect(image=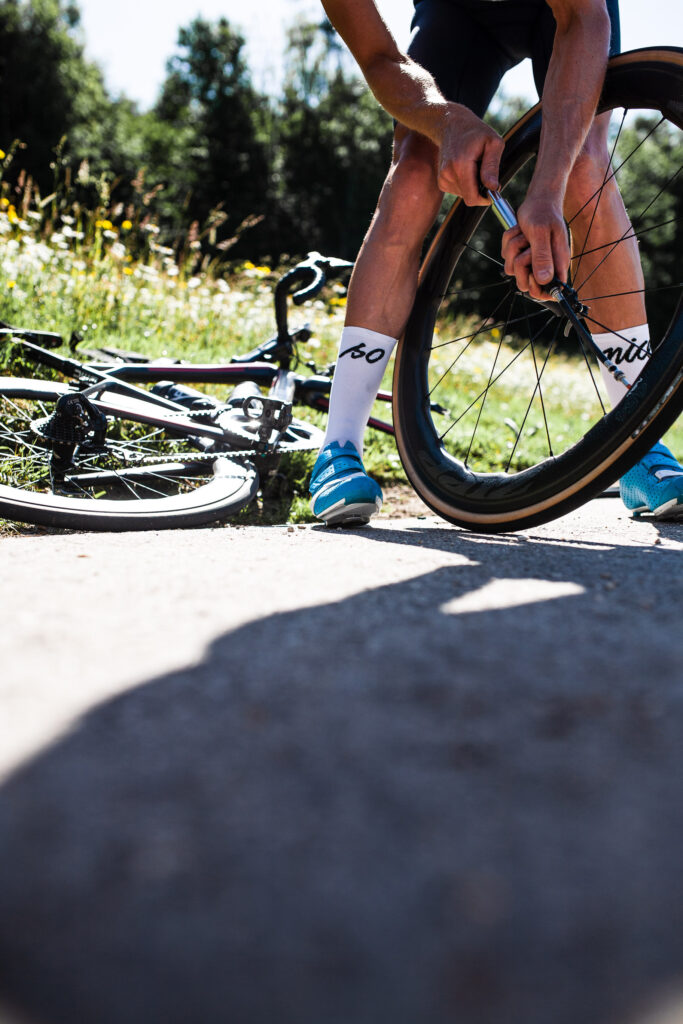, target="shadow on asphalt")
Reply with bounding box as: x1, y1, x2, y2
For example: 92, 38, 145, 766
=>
1, 529, 682, 1024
